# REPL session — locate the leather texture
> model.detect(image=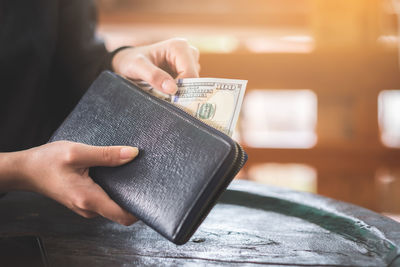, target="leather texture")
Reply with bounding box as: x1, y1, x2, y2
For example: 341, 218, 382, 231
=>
50, 71, 247, 244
